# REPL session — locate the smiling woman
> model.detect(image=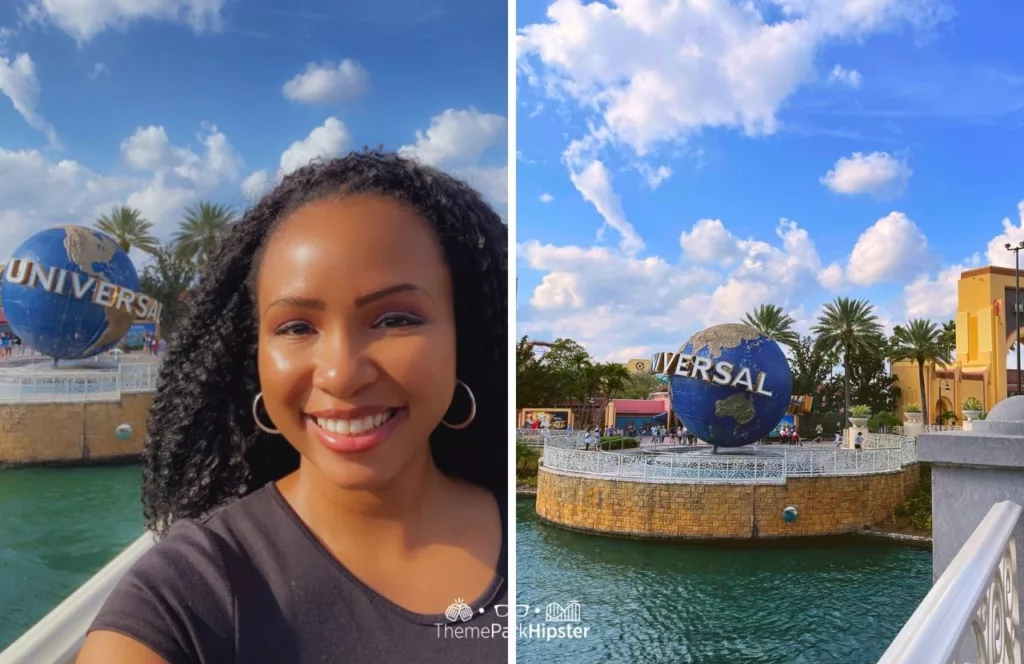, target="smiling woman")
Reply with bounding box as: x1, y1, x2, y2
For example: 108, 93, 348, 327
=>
75, 151, 508, 663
